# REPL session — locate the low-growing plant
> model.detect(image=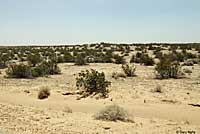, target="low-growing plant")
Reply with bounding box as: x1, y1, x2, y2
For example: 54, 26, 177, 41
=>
32, 61, 61, 77
130, 53, 154, 66
27, 54, 42, 67
6, 64, 32, 78
155, 57, 183, 79
64, 52, 74, 63
140, 54, 155, 66
112, 72, 126, 79
151, 85, 163, 93
75, 53, 87, 65
94, 104, 134, 122
113, 54, 126, 64
76, 69, 111, 98
38, 87, 50, 99
122, 64, 136, 77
